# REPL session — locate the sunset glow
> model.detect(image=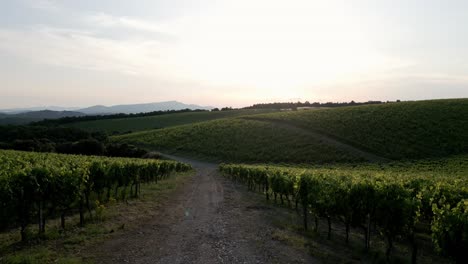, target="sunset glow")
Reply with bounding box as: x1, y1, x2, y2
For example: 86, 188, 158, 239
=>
0, 0, 467, 107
